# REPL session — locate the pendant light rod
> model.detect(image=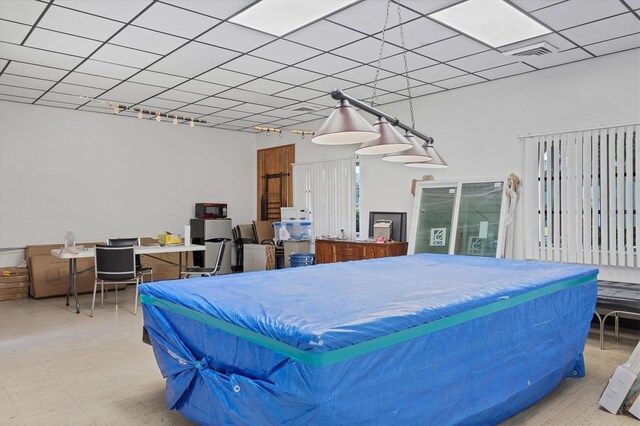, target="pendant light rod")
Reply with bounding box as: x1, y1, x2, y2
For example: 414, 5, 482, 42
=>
330, 88, 433, 145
